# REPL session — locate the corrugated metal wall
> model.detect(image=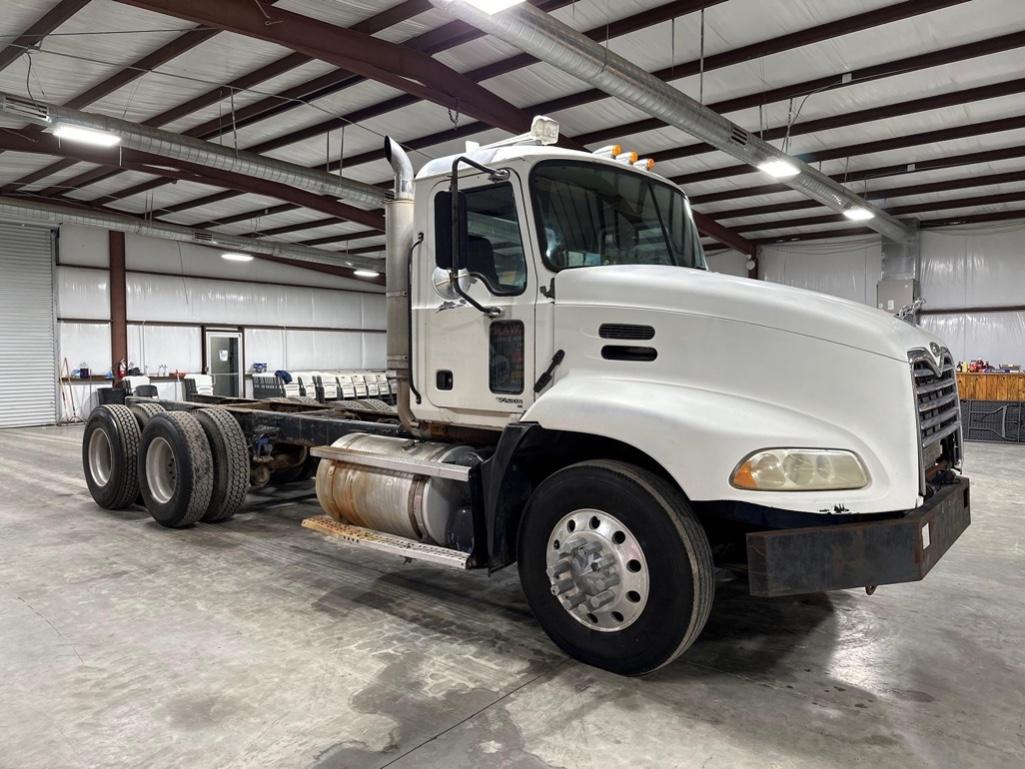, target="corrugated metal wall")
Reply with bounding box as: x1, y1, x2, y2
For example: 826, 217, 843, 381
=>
0, 225, 56, 427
